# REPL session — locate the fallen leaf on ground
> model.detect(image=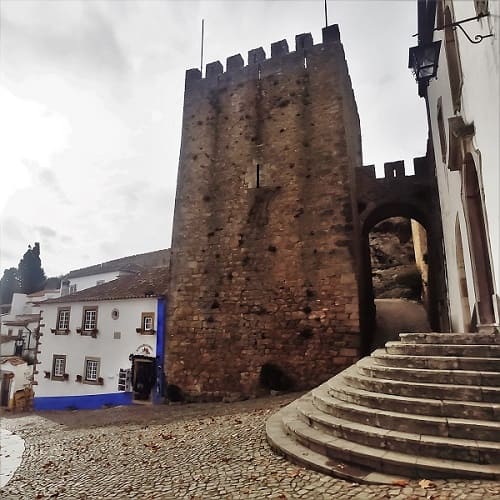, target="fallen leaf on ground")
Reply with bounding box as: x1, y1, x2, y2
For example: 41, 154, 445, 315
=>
392, 479, 410, 487
419, 479, 436, 489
